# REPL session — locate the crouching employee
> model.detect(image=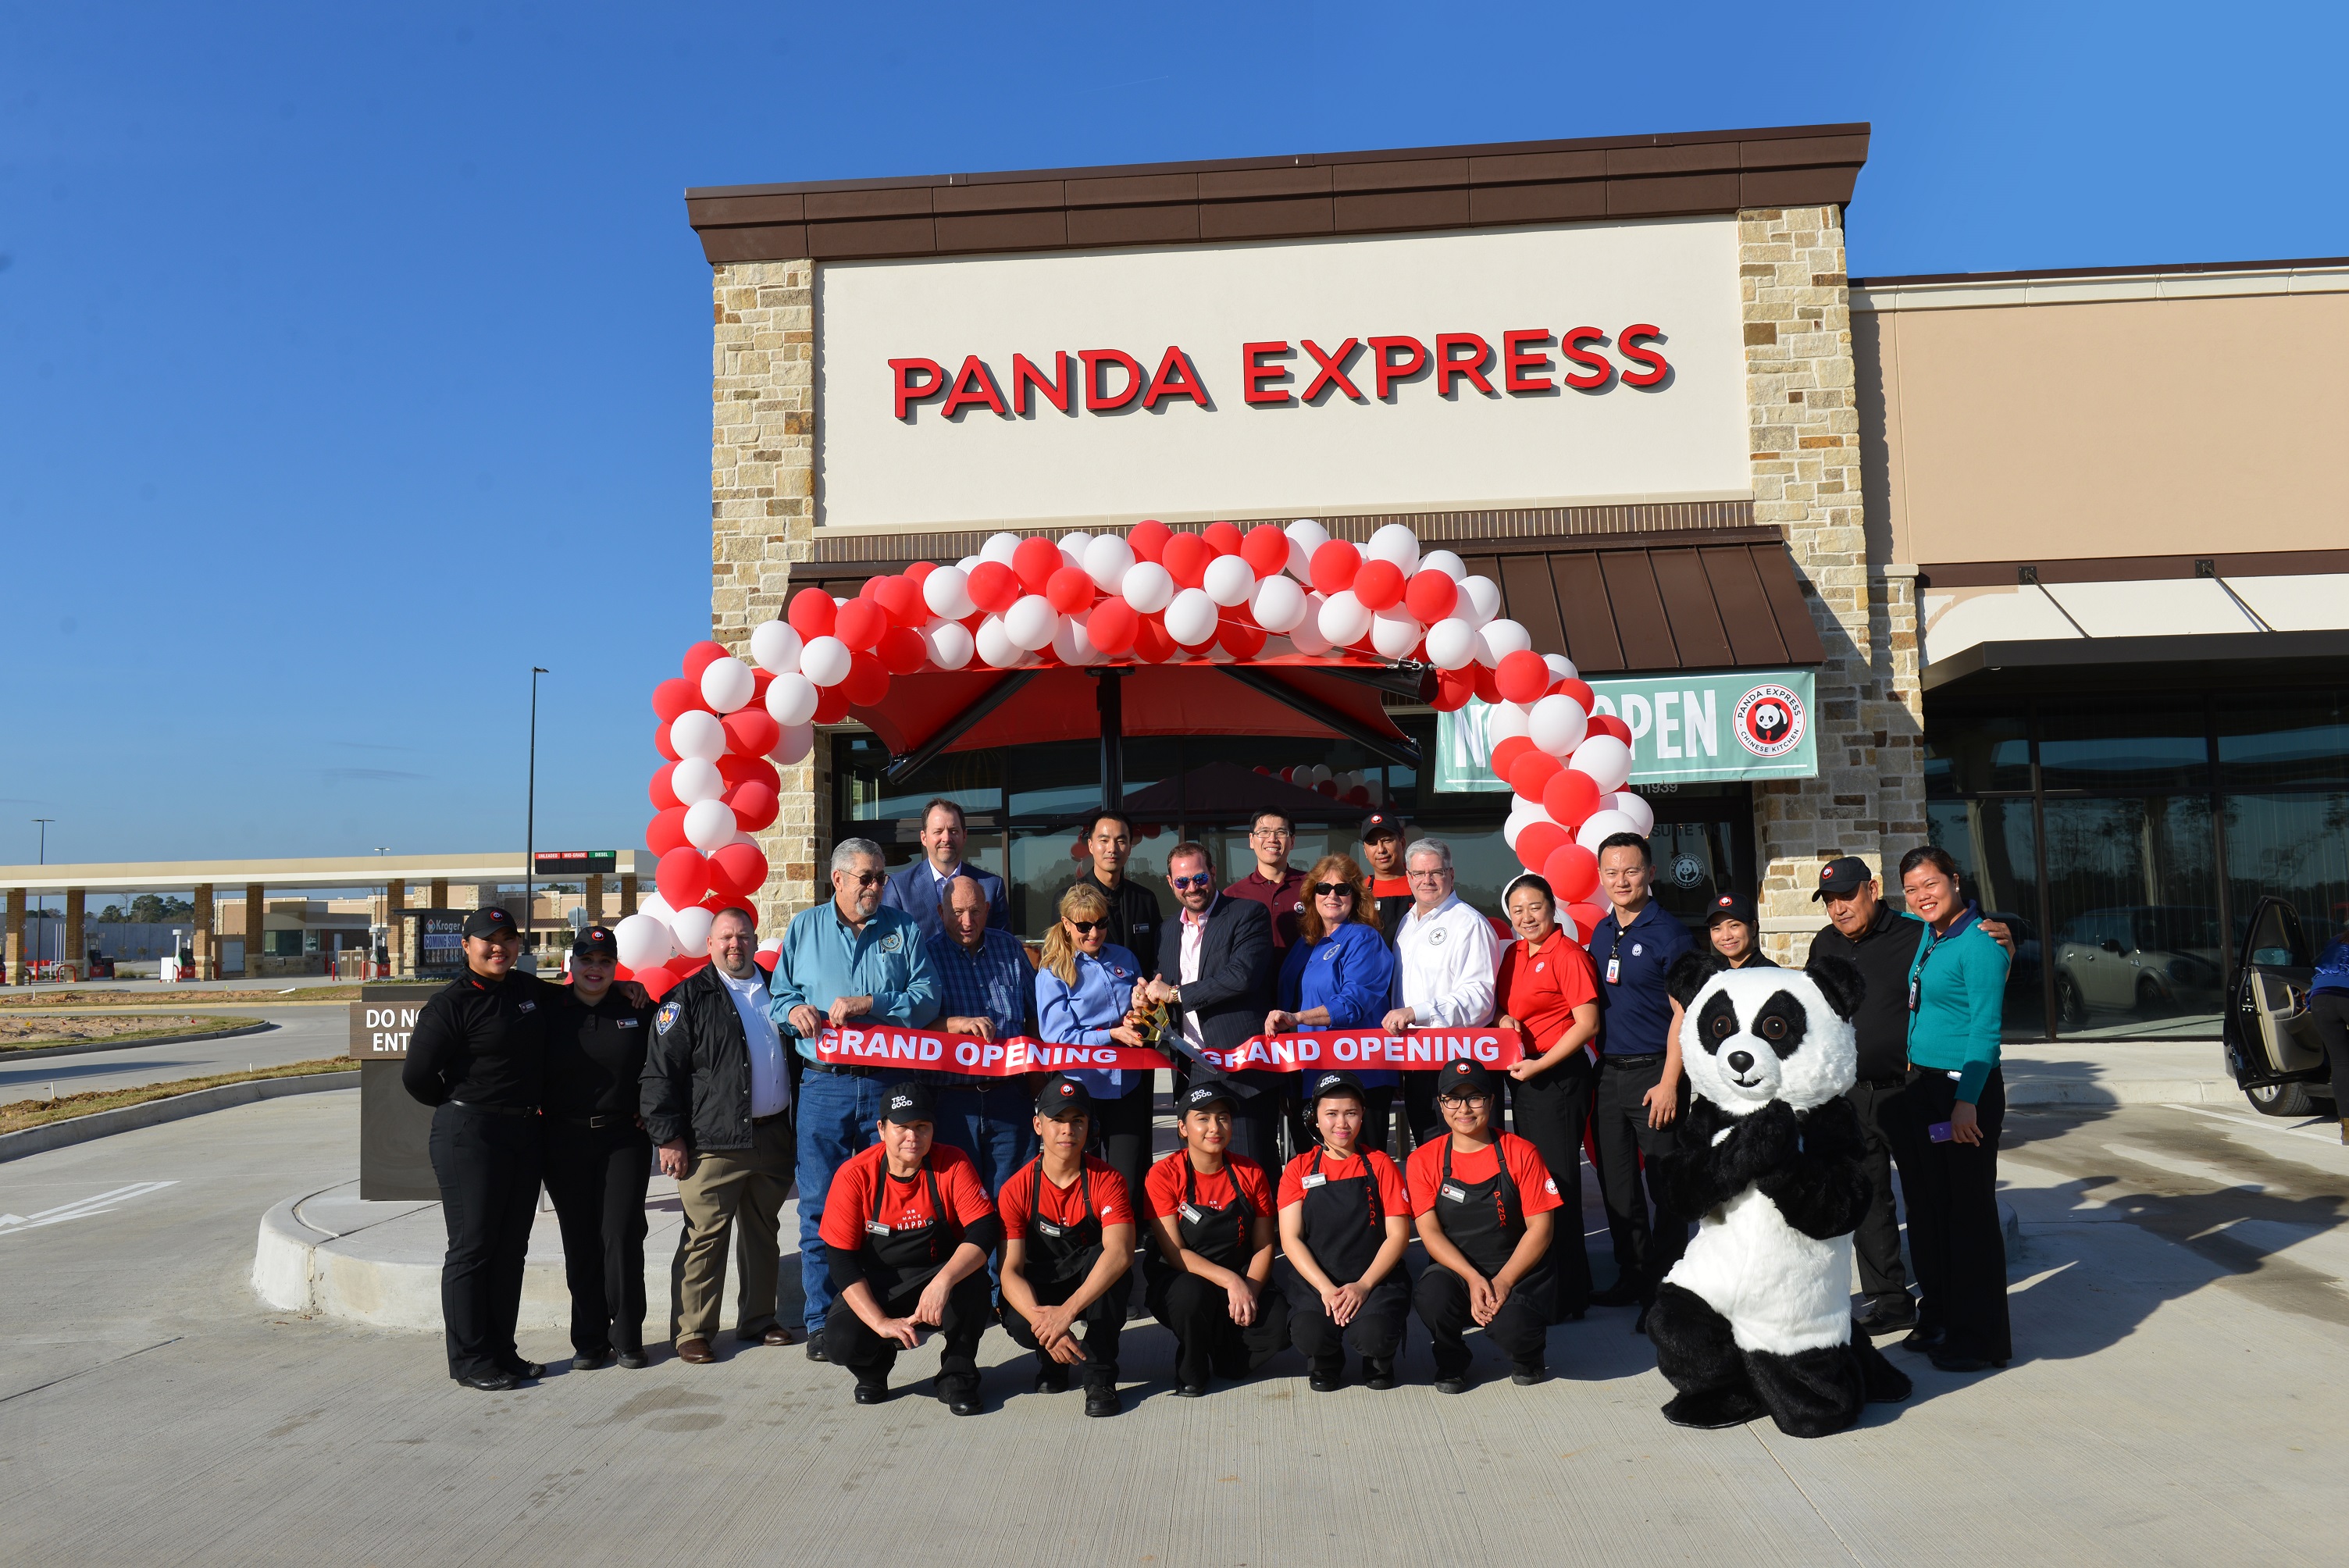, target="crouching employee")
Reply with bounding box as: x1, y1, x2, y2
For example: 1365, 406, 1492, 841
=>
1145, 1082, 1288, 1397
819, 1081, 1000, 1414
996, 1075, 1134, 1417
1278, 1071, 1413, 1392
1410, 1058, 1561, 1392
